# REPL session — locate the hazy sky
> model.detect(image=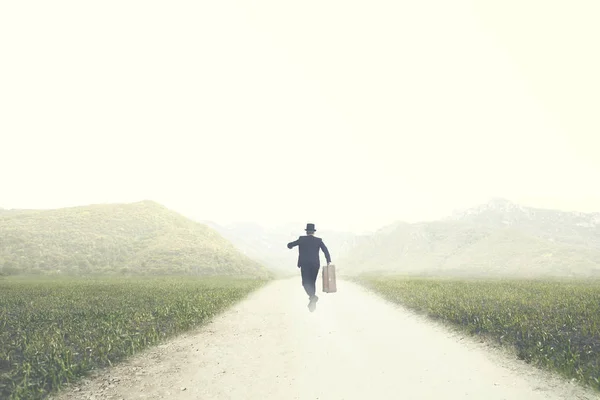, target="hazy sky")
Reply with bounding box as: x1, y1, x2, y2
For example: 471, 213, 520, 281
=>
1, 1, 599, 233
